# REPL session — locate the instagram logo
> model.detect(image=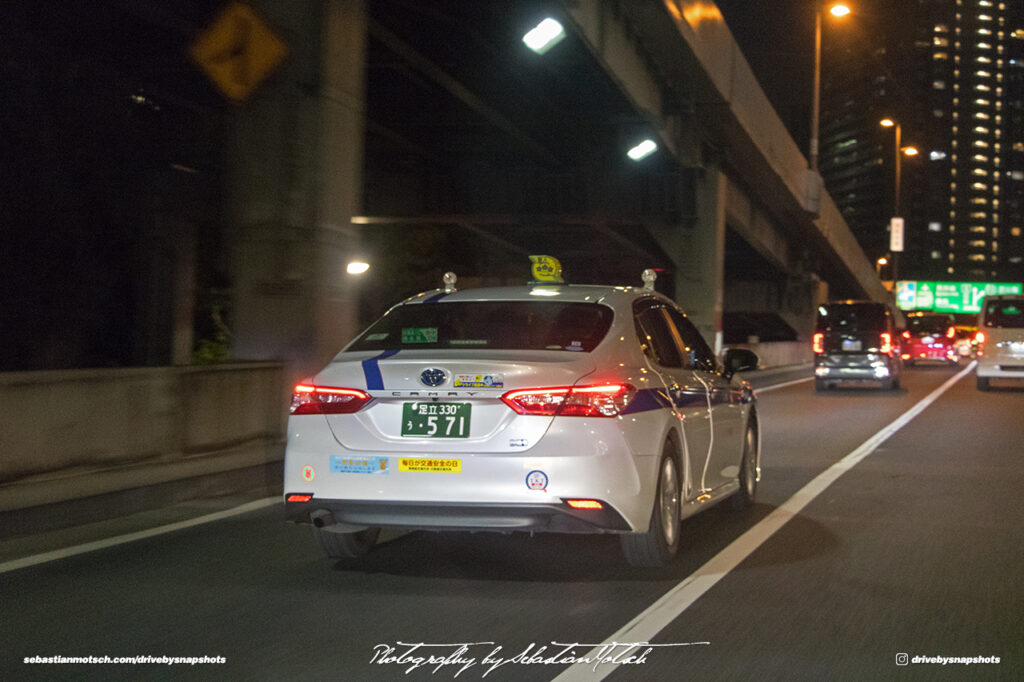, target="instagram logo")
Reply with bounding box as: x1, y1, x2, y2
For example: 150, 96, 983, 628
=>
896, 653, 909, 666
